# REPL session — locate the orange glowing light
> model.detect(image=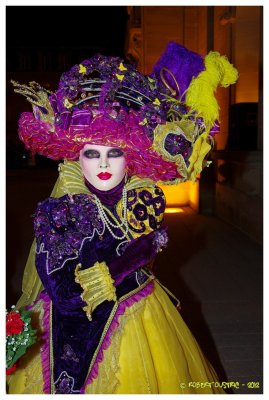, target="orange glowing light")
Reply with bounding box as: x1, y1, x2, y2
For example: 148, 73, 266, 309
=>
164, 207, 184, 214
160, 181, 199, 211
